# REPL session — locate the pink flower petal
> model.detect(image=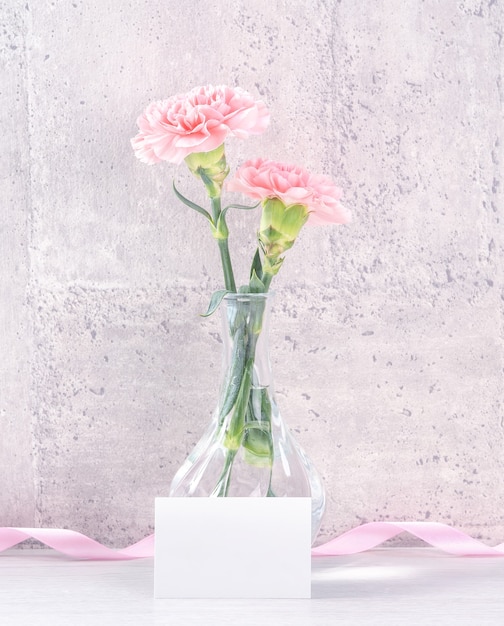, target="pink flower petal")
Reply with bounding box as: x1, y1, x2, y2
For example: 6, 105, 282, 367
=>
132, 85, 270, 165
227, 158, 350, 225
